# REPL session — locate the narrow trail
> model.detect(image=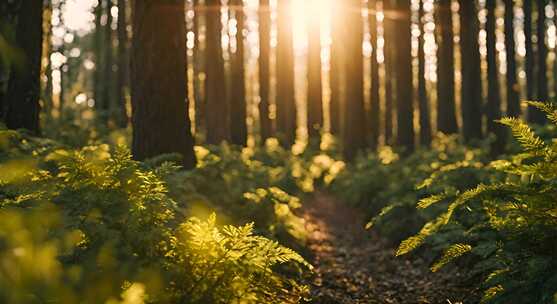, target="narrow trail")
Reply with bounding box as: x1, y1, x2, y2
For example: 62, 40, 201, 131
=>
302, 193, 474, 304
